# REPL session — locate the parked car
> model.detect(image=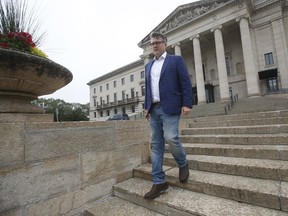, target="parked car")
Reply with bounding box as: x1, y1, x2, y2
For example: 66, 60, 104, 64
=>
106, 113, 130, 121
